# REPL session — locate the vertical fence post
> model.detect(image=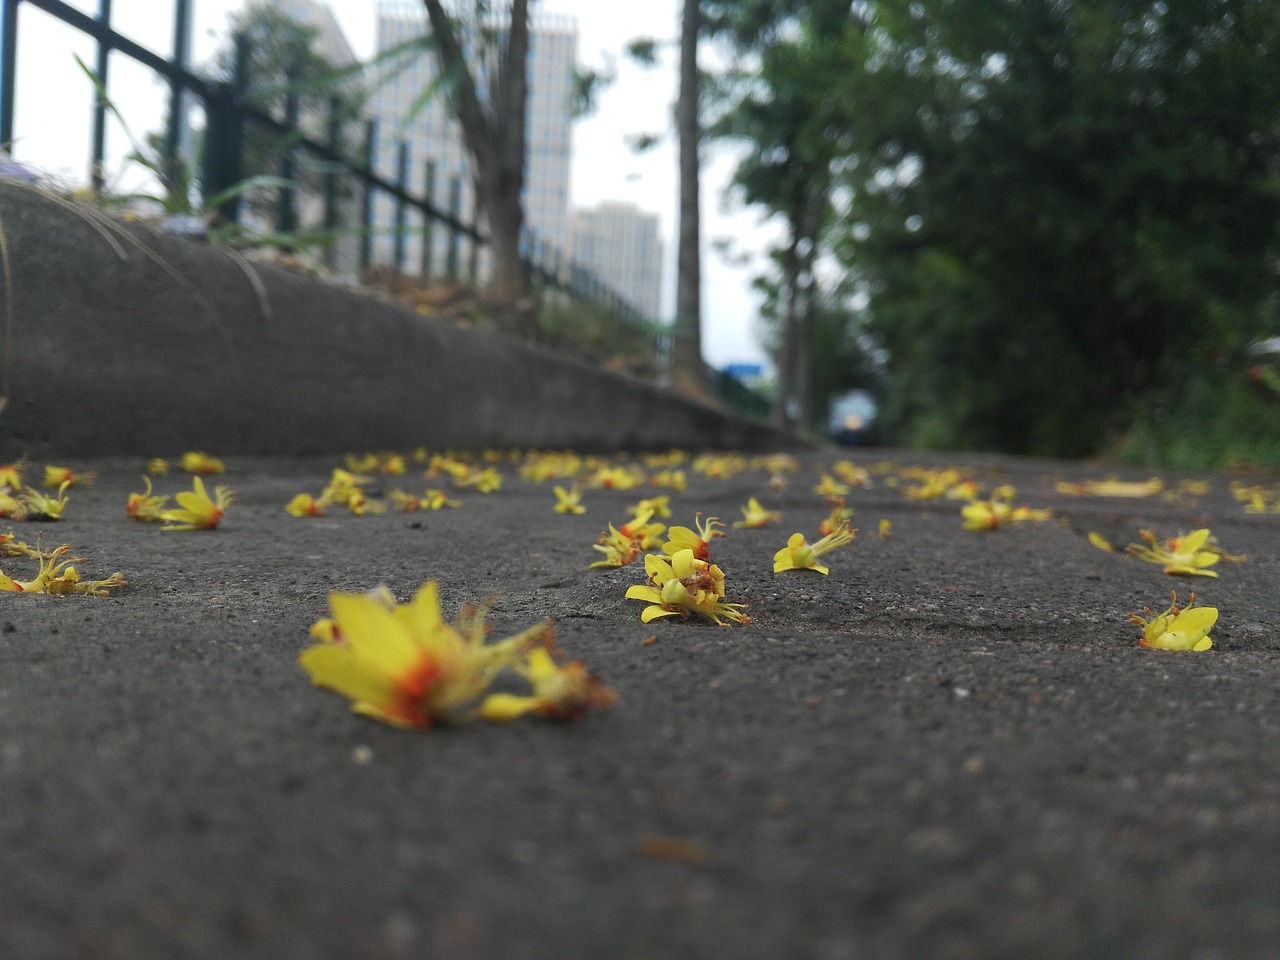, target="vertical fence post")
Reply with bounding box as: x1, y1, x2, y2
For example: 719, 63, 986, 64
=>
322, 94, 341, 271
420, 159, 436, 280
276, 60, 300, 239
200, 31, 247, 226
446, 176, 461, 283
392, 140, 409, 272
89, 0, 113, 197
468, 211, 480, 285
359, 118, 377, 272
163, 0, 191, 203
1, 0, 21, 150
